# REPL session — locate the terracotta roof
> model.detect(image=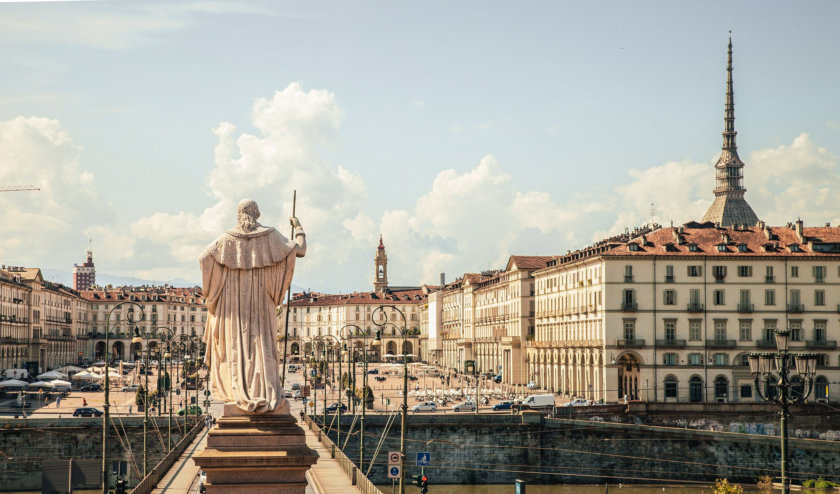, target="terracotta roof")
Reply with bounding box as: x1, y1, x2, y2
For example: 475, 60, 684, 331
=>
508, 255, 555, 270
81, 286, 205, 304
289, 289, 427, 307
